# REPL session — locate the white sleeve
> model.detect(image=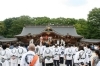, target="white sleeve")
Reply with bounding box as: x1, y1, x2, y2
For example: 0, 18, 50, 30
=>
43, 50, 45, 58
64, 49, 66, 55
53, 48, 55, 55
74, 52, 79, 63
24, 48, 27, 53
20, 54, 25, 66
